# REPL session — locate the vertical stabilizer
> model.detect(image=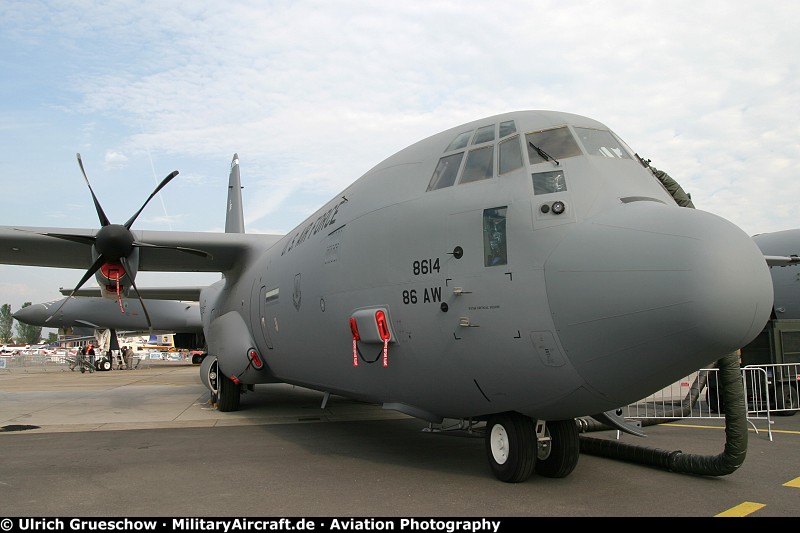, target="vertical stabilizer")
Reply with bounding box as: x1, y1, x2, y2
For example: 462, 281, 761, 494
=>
225, 153, 245, 233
